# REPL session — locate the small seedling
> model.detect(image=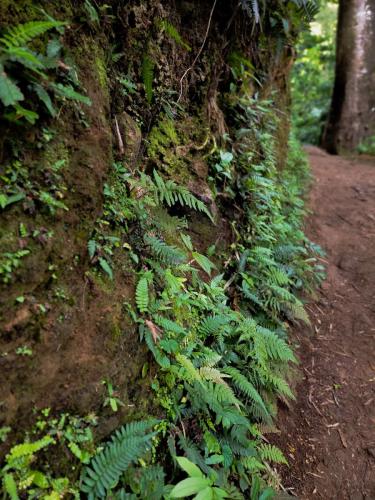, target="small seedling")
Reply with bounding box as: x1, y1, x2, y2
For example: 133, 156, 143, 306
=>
102, 381, 124, 412
16, 345, 33, 356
